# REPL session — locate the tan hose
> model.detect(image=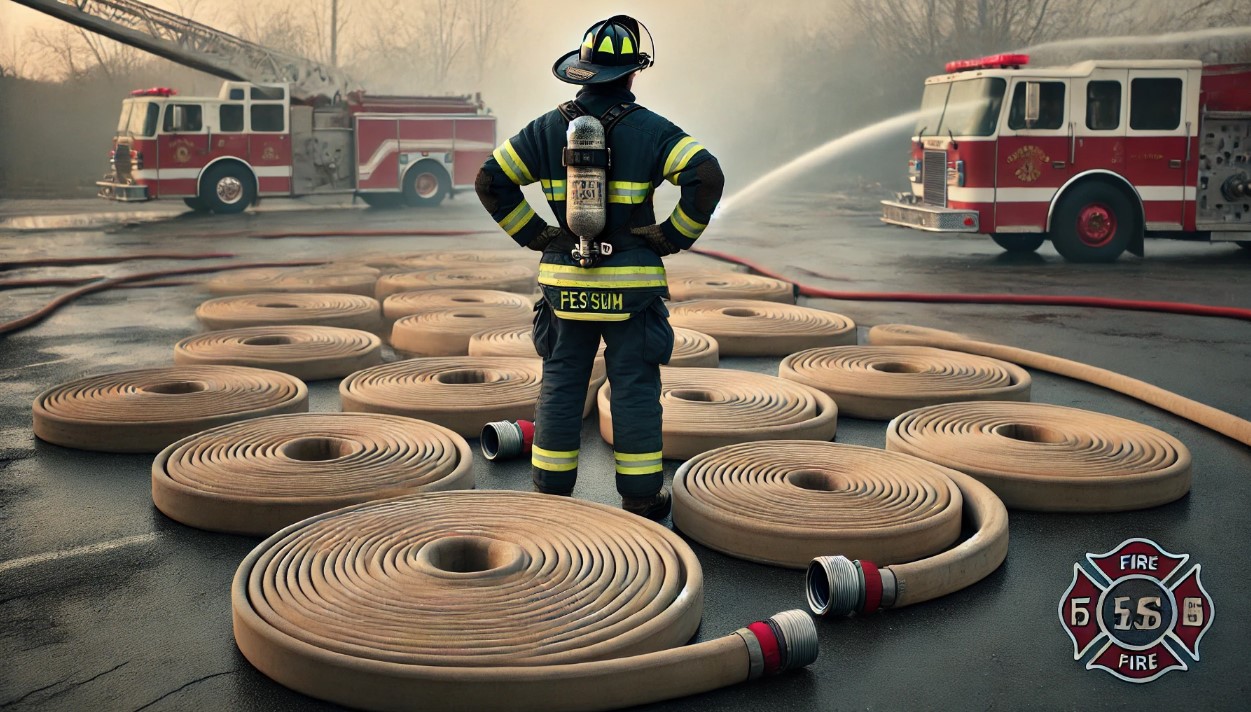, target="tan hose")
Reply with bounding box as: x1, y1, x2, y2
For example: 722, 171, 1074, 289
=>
868, 324, 1251, 448
667, 271, 797, 303
206, 265, 380, 297
598, 367, 838, 459
778, 345, 1030, 419
668, 300, 855, 356
670, 327, 721, 367
32, 366, 308, 453
382, 289, 534, 322
232, 491, 817, 712
341, 357, 543, 438
468, 326, 605, 418
886, 402, 1192, 511
375, 265, 537, 299
391, 304, 534, 357
196, 293, 383, 332
152, 413, 473, 535
357, 249, 533, 273
173, 326, 383, 381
